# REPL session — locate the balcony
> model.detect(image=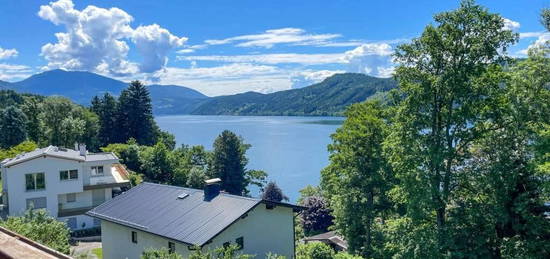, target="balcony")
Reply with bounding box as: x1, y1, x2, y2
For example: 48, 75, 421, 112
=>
58, 205, 94, 217
84, 164, 130, 190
